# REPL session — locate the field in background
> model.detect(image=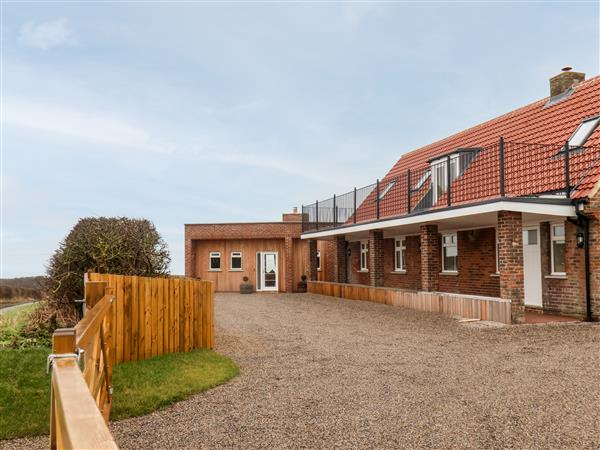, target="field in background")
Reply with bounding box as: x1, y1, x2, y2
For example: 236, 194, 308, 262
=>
0, 276, 45, 309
